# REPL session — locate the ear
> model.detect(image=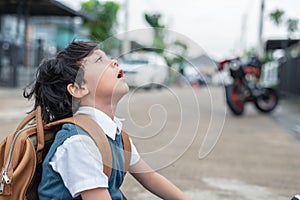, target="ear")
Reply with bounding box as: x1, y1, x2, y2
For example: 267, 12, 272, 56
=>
67, 82, 89, 99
